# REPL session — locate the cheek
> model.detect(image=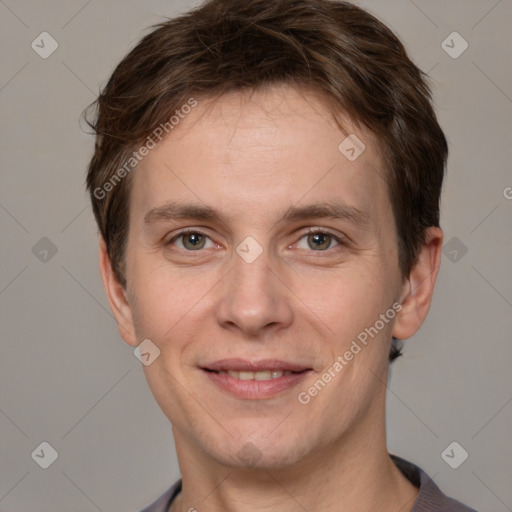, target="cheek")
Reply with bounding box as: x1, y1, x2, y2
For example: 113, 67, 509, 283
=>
125, 262, 177, 342
290, 264, 392, 344
126, 256, 215, 353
